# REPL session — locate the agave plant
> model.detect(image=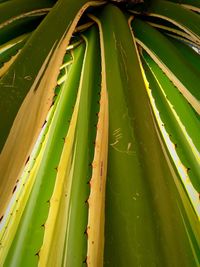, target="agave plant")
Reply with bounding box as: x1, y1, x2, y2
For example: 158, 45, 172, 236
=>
0, 0, 200, 266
